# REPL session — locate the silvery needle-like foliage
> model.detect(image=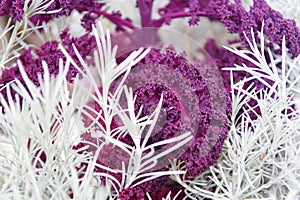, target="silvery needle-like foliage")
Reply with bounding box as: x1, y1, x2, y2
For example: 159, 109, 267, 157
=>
0, 23, 192, 199
0, 58, 93, 199
172, 26, 300, 200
